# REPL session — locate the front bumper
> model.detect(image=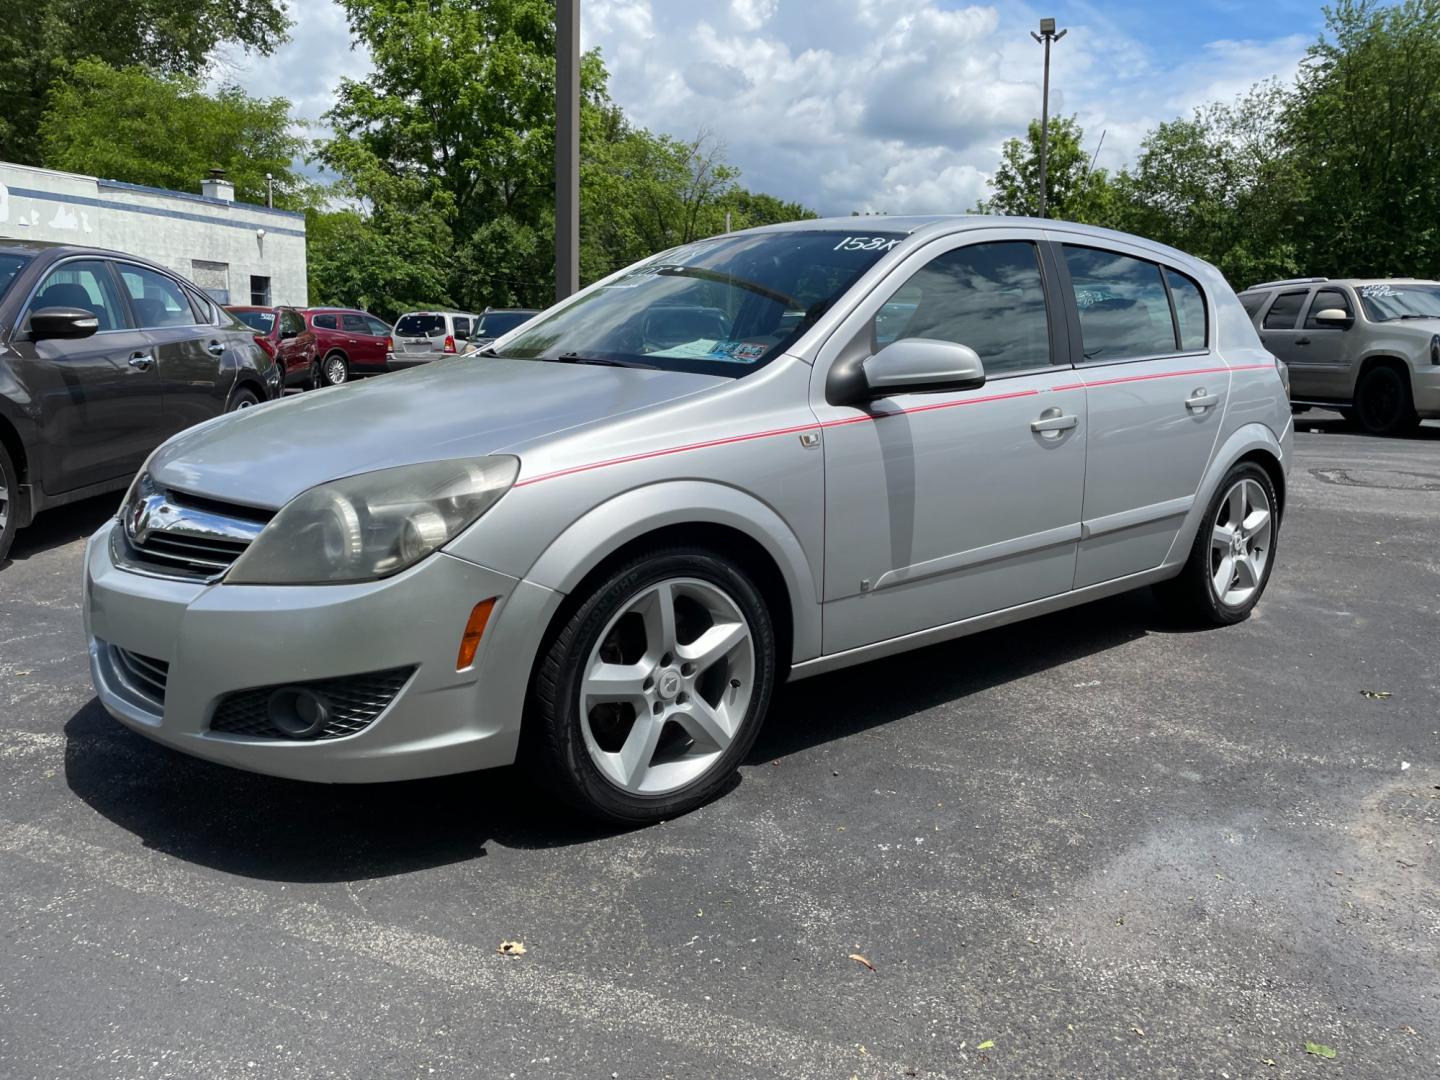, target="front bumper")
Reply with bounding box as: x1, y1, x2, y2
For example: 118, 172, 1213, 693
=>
83, 520, 561, 783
